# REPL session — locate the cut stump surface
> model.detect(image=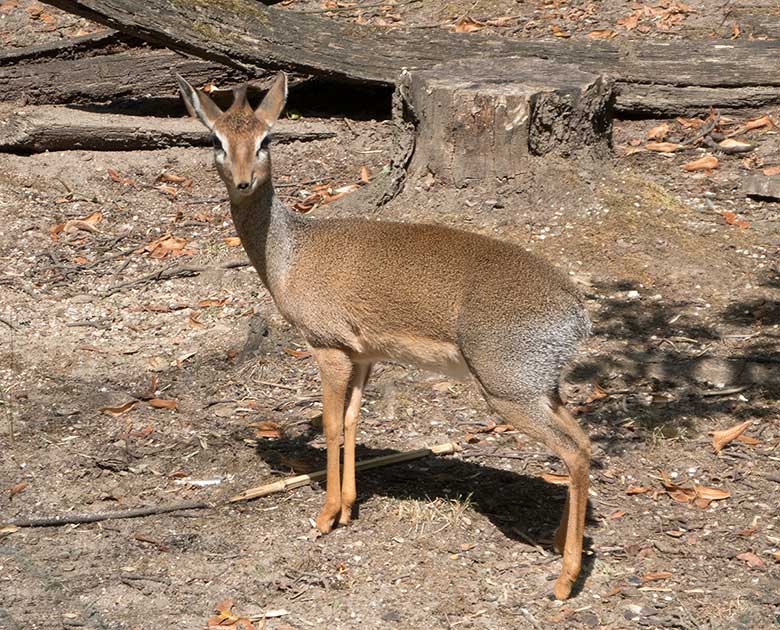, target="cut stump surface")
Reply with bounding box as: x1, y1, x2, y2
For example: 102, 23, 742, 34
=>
399, 57, 613, 184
